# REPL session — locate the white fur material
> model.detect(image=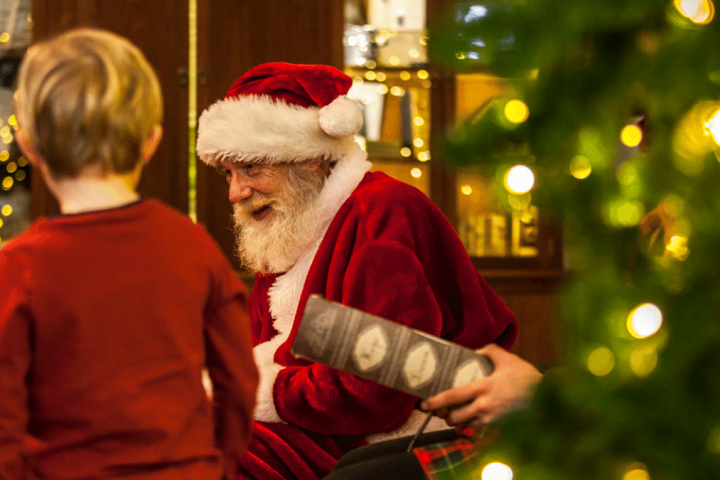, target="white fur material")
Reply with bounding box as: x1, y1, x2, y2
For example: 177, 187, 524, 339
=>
251, 144, 372, 423
197, 95, 361, 166
366, 410, 451, 444
318, 96, 363, 138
